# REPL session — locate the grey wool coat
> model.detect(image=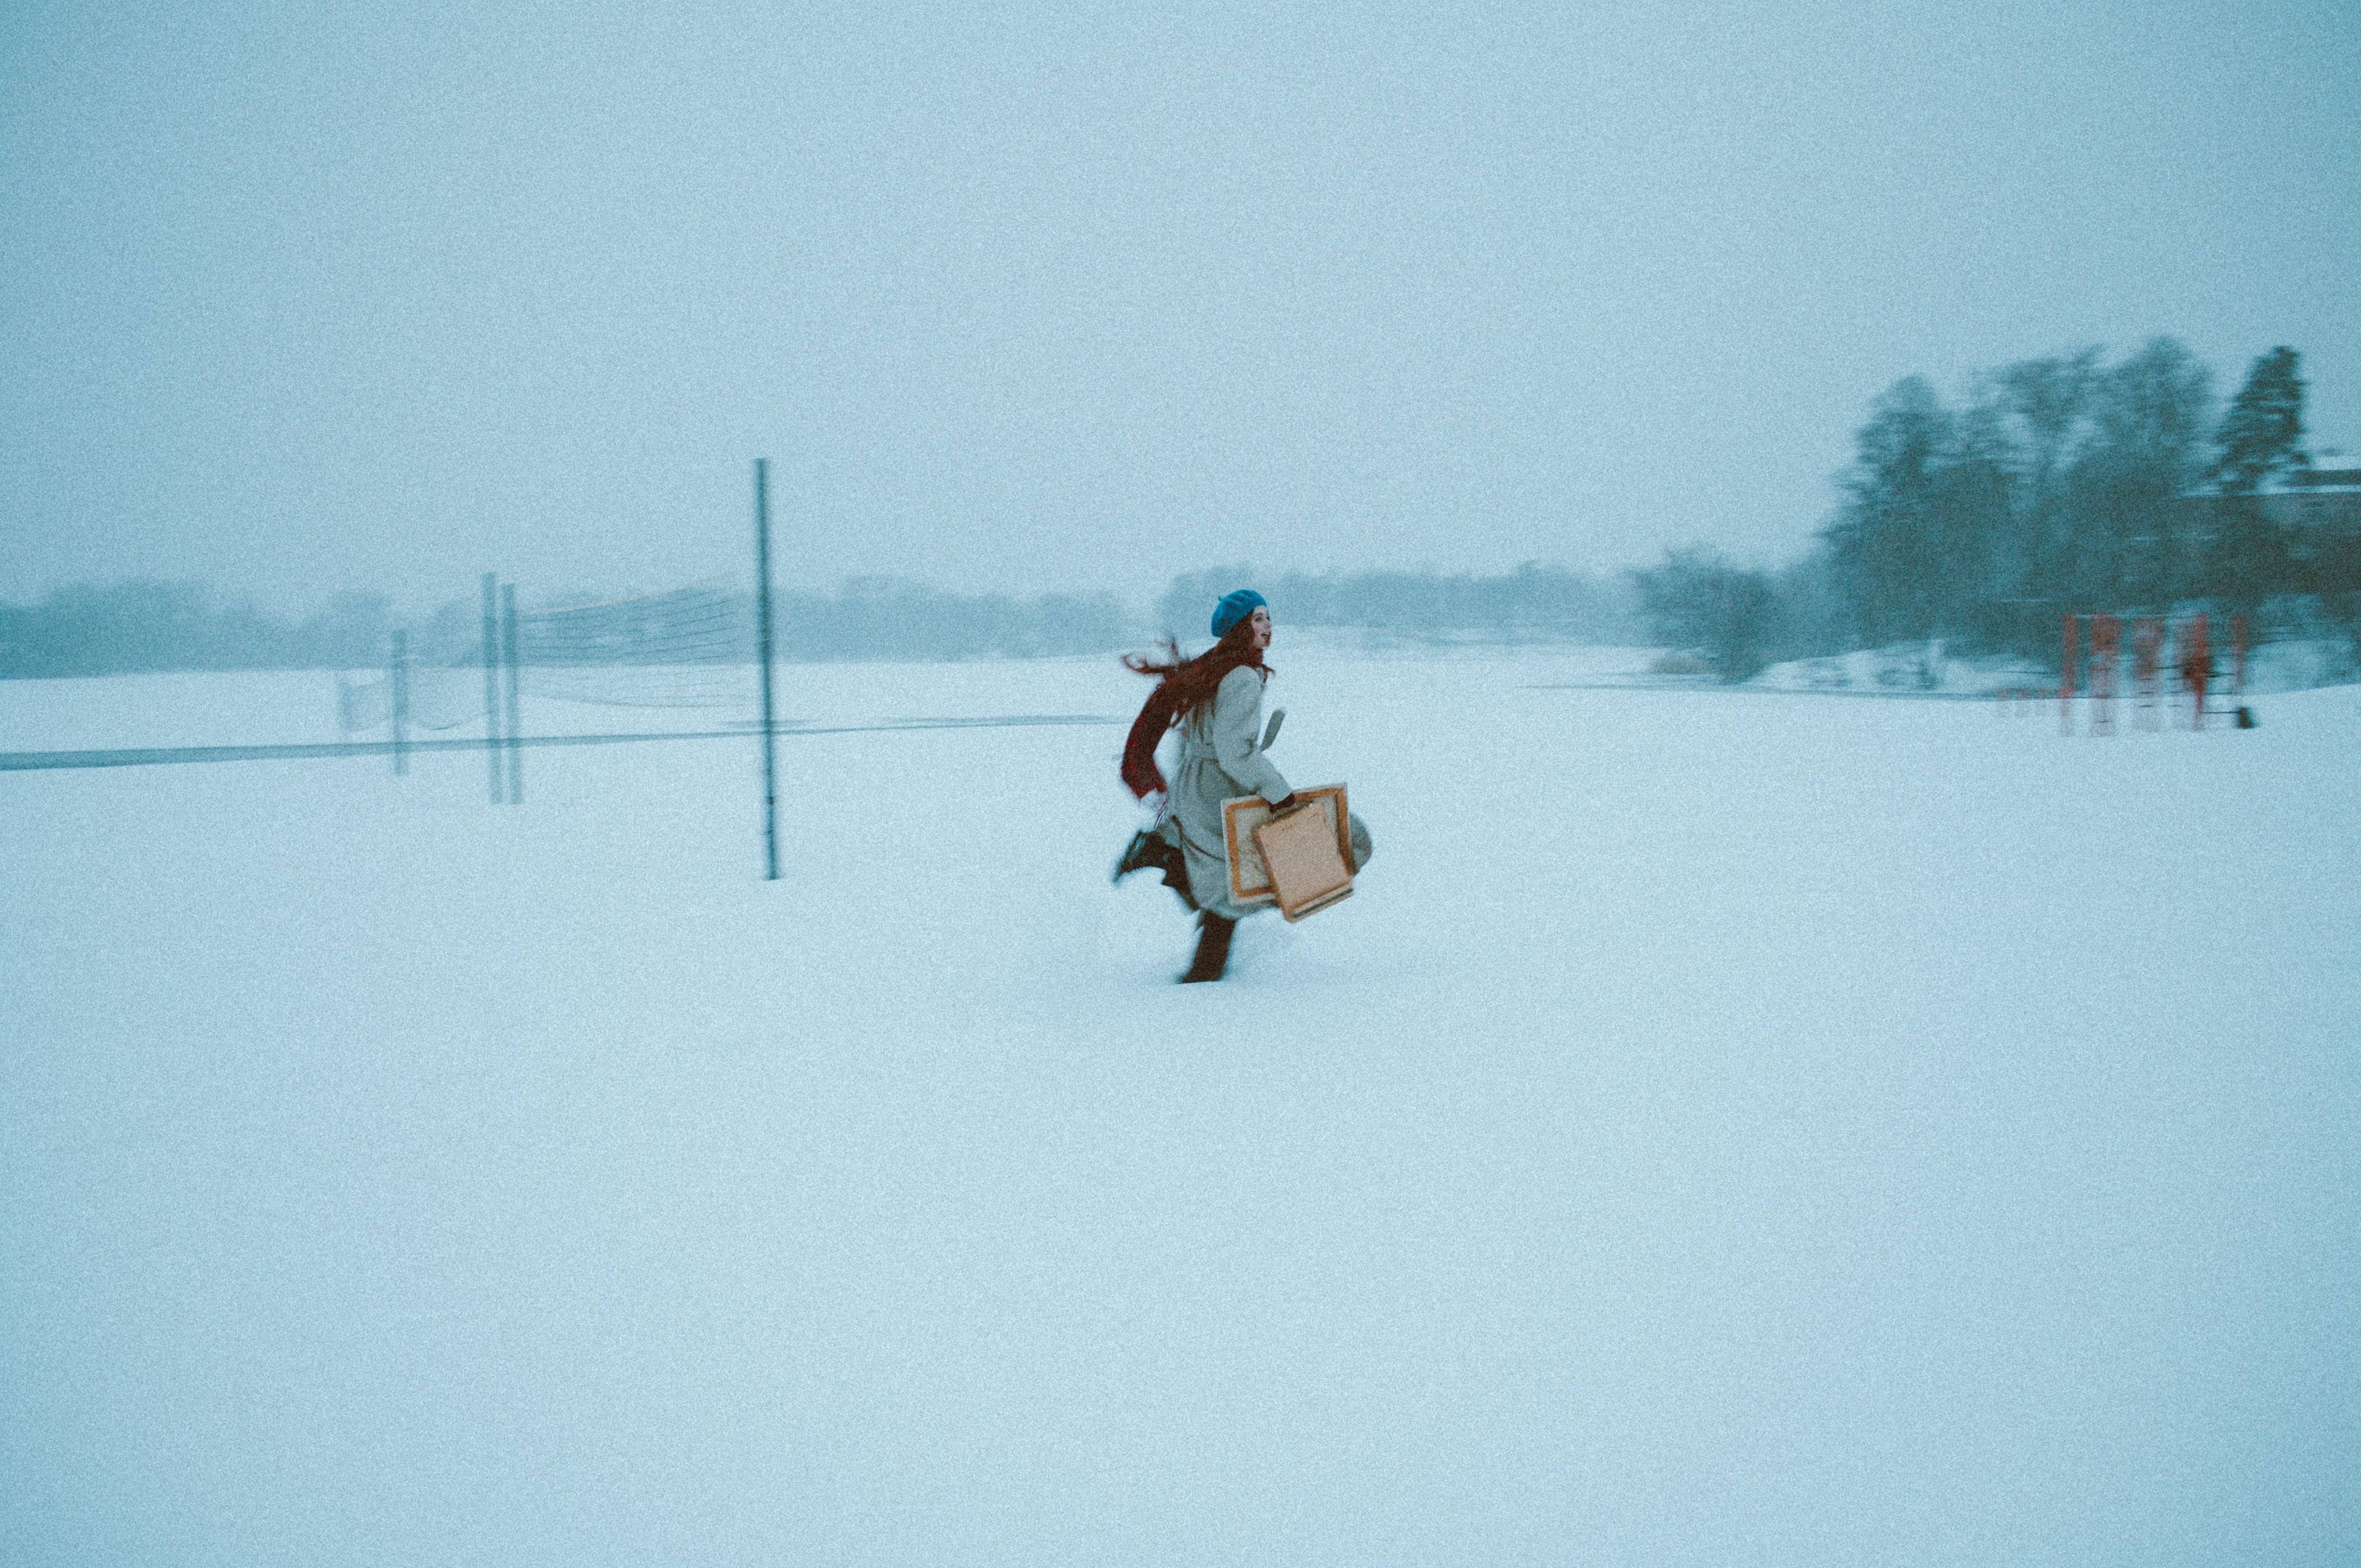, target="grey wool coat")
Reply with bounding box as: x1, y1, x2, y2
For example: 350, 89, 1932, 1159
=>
1154, 663, 1370, 919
